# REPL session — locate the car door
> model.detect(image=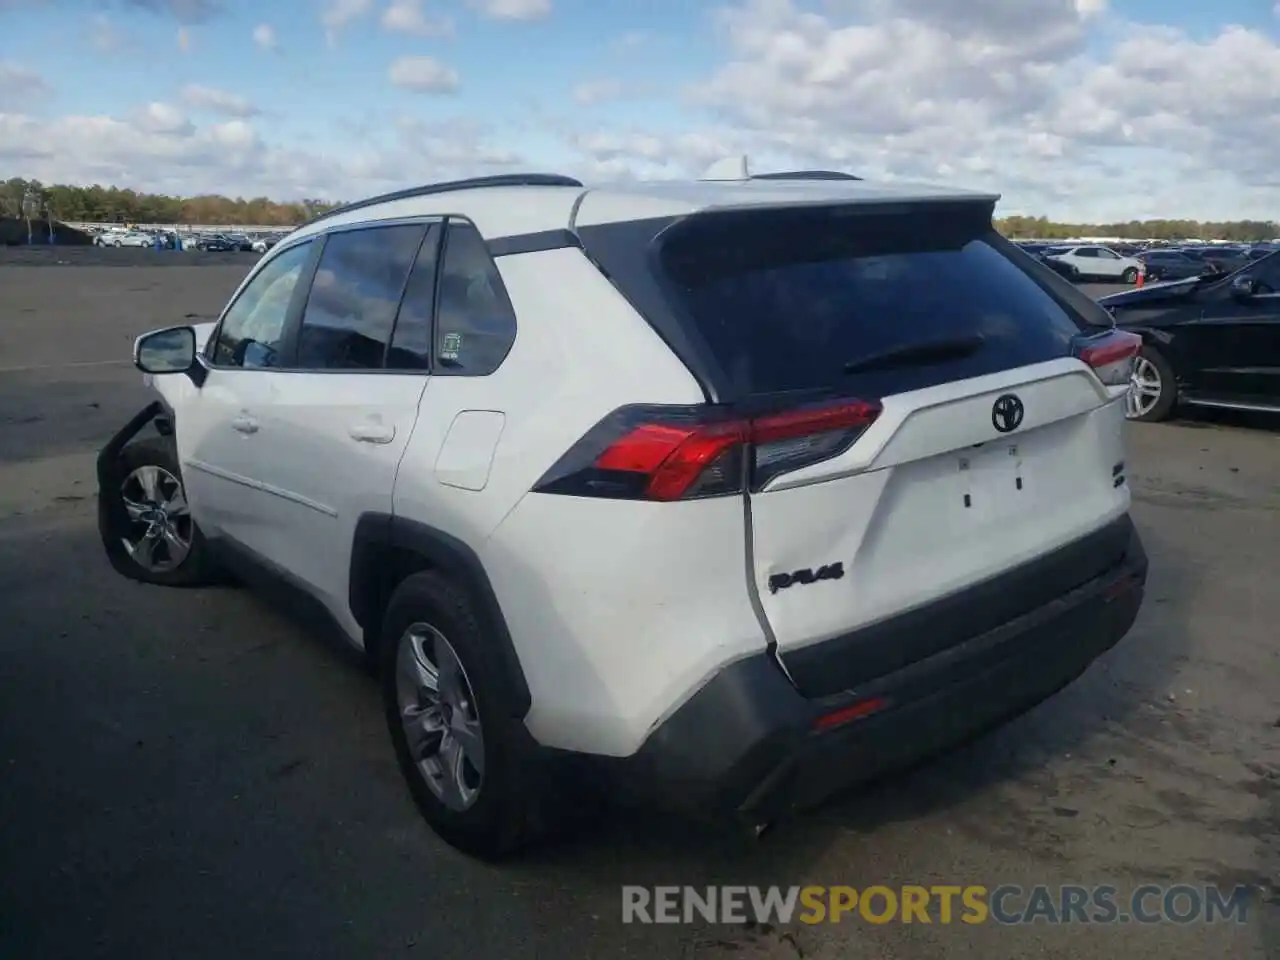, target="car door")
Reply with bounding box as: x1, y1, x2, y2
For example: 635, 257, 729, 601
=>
240, 219, 438, 636
1067, 246, 1096, 277
1092, 247, 1125, 278
178, 238, 319, 557
1179, 254, 1280, 401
